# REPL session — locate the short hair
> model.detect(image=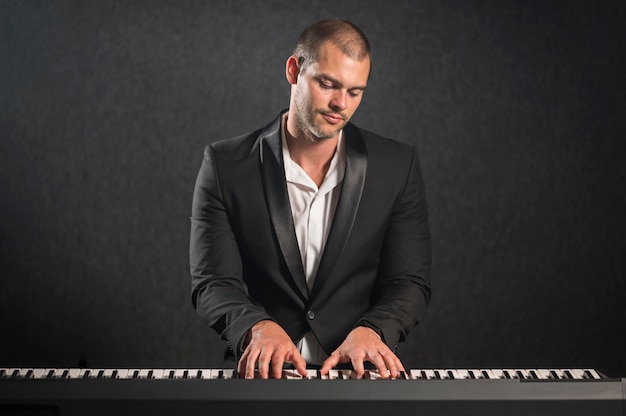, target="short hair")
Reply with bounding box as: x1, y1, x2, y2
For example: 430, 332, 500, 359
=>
293, 19, 371, 71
